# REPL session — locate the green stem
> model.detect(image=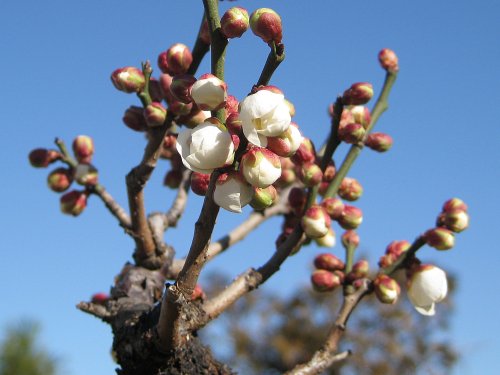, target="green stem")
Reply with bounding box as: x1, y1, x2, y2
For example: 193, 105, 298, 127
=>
257, 42, 285, 87
137, 61, 153, 107
203, 0, 228, 123
345, 245, 356, 274
323, 71, 398, 199
54, 138, 78, 168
